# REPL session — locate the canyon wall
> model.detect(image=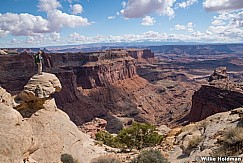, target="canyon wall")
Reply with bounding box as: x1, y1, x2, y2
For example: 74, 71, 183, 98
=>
127, 49, 155, 61
0, 52, 35, 94
0, 49, 157, 128
189, 81, 243, 122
